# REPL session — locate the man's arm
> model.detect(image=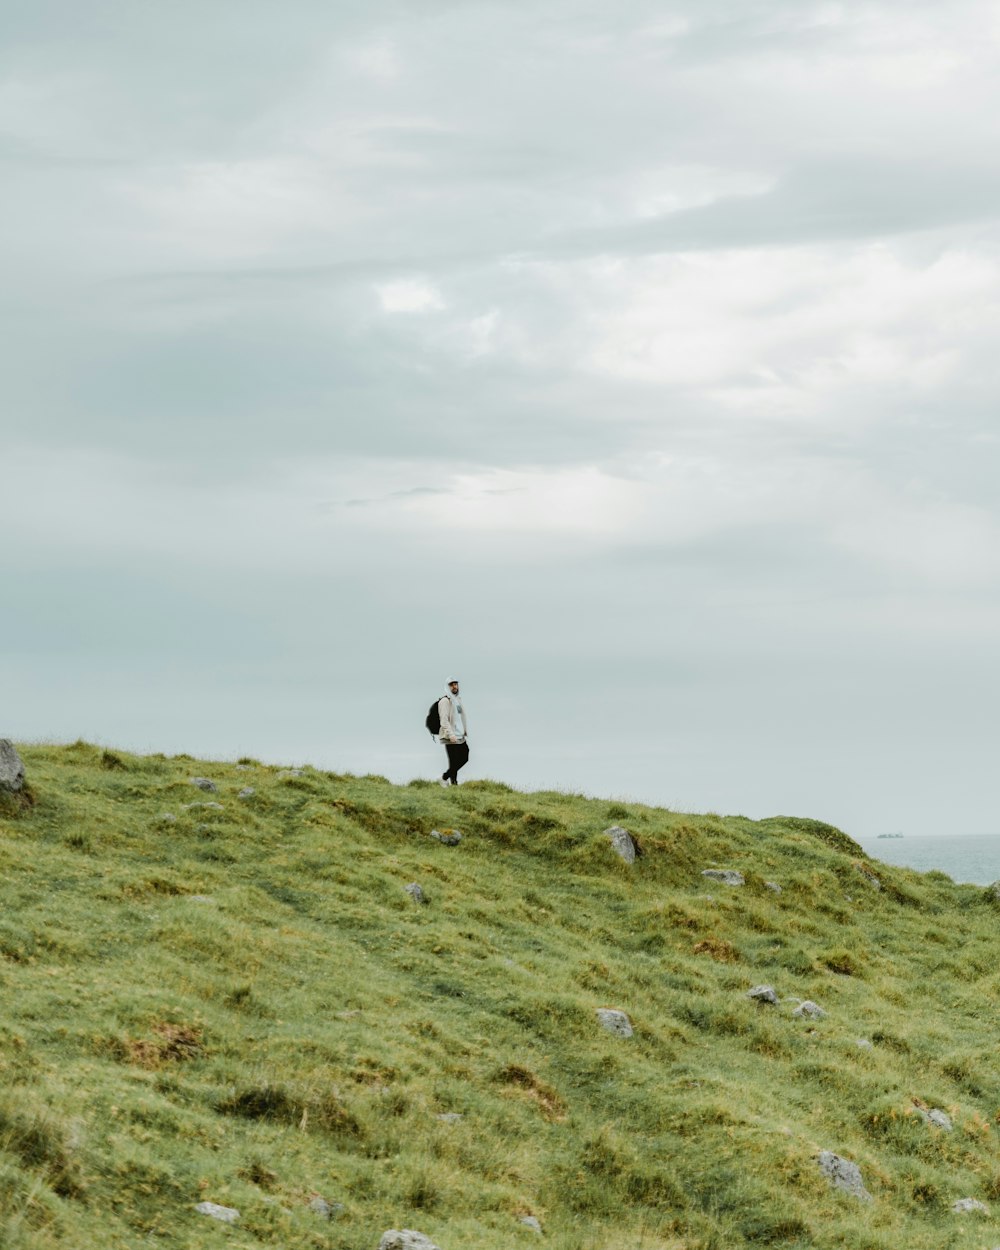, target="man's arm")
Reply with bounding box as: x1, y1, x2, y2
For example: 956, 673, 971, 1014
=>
438, 696, 455, 740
